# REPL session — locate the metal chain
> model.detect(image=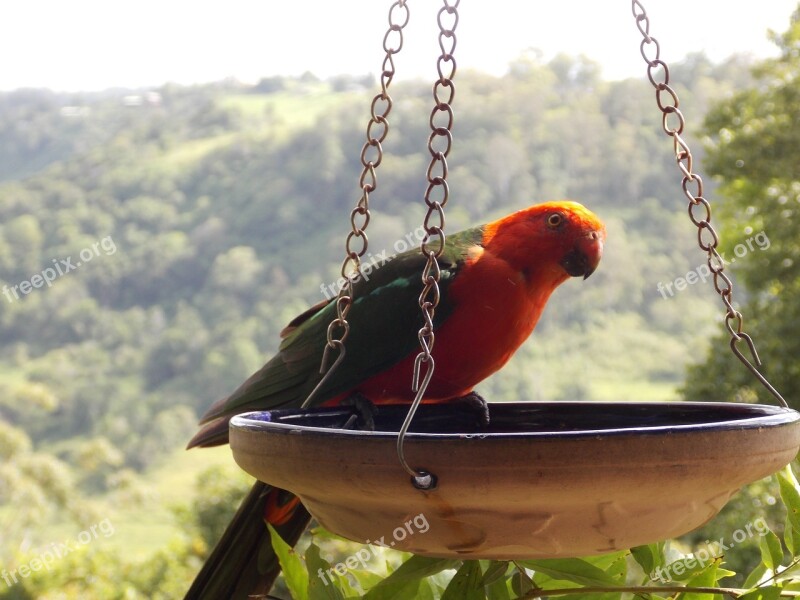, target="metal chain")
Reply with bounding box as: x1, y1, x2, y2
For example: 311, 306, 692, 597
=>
630, 0, 787, 407
303, 0, 411, 408
396, 0, 460, 489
